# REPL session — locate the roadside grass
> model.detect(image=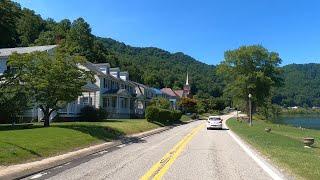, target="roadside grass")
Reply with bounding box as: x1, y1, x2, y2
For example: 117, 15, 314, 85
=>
227, 118, 320, 180
0, 119, 162, 165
